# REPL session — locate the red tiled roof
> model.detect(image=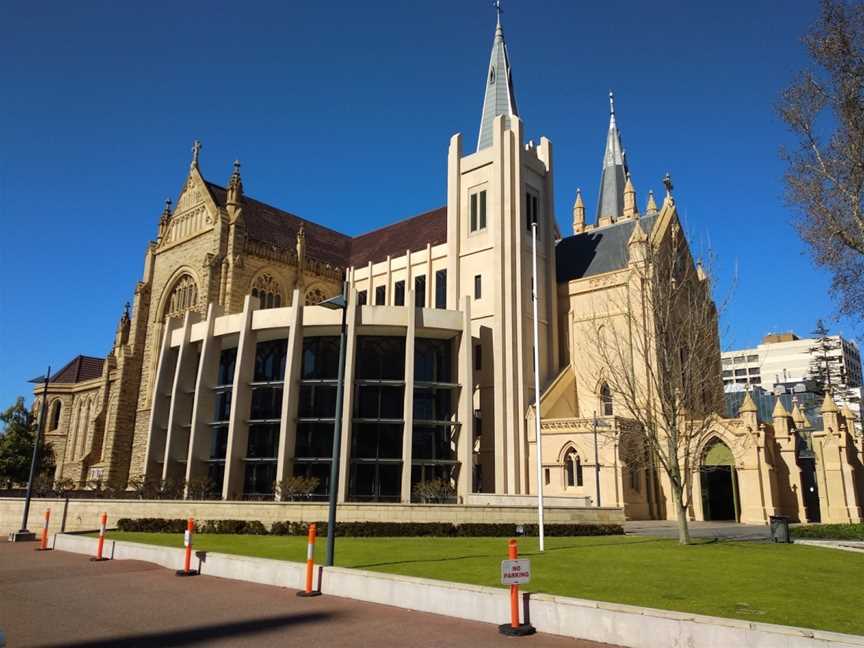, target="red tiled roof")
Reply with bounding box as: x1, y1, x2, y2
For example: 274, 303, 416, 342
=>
203, 181, 447, 270
50, 355, 105, 384
348, 207, 447, 267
